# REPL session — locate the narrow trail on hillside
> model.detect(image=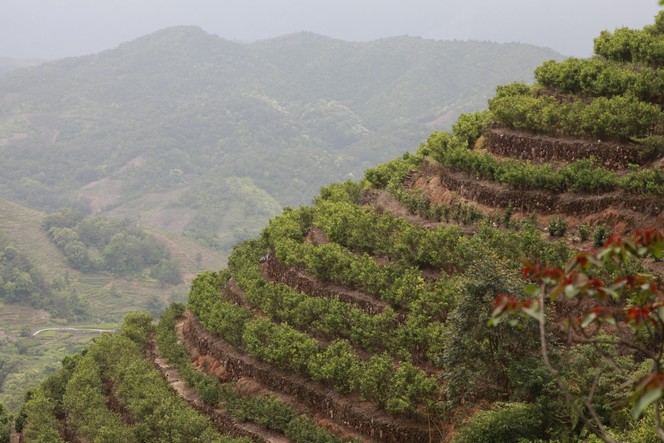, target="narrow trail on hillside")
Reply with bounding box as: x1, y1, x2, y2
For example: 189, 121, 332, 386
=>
150, 327, 287, 443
